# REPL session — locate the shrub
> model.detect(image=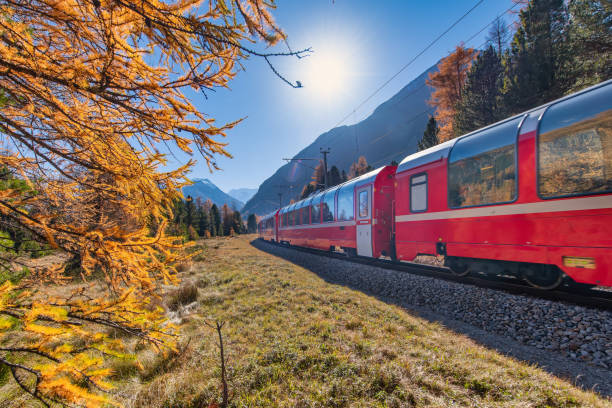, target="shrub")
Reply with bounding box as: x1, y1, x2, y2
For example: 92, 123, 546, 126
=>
167, 283, 198, 311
